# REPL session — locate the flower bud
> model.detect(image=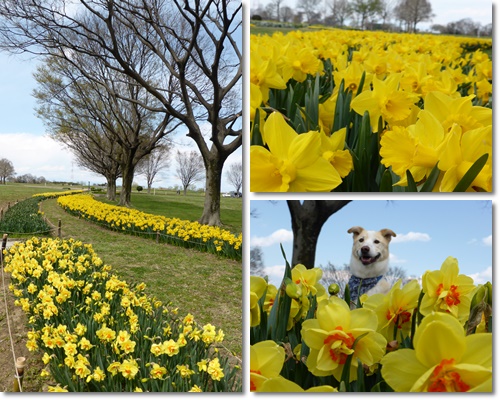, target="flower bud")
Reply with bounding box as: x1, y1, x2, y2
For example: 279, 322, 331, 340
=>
328, 283, 340, 296
284, 278, 301, 299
